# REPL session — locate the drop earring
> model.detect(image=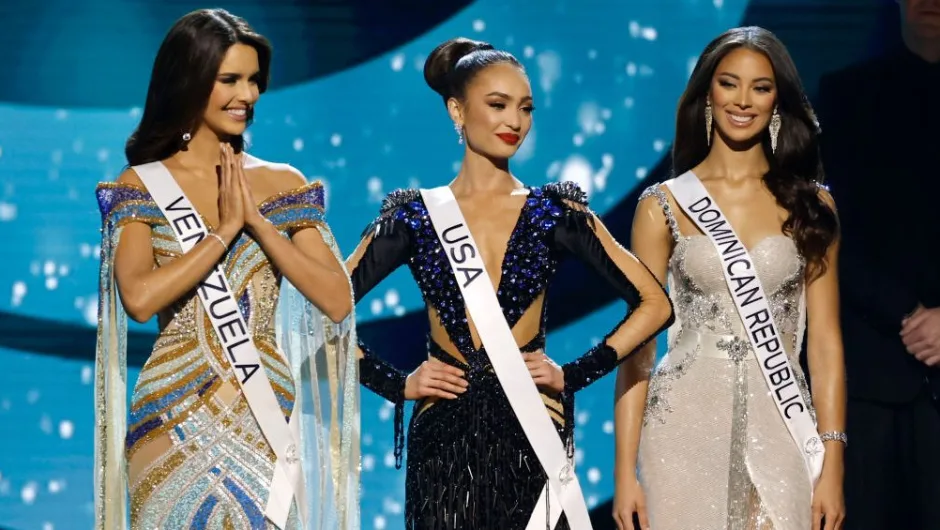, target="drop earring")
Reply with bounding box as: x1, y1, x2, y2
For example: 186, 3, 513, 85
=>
704, 101, 713, 146
454, 123, 464, 144
769, 107, 781, 154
